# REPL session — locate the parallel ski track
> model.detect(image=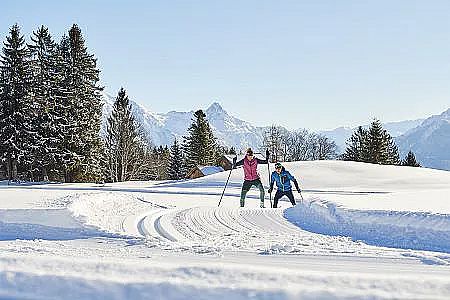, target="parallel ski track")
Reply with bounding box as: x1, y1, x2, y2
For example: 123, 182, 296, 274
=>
135, 206, 309, 245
